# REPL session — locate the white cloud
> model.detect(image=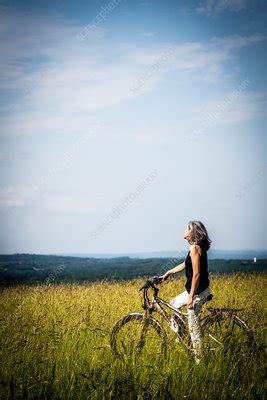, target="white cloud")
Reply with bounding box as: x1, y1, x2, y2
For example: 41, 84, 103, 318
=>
0, 7, 265, 139
189, 89, 267, 133
0, 185, 28, 207
0, 184, 98, 214
223, 90, 267, 123
123, 34, 265, 85
209, 32, 265, 50
197, 0, 251, 17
